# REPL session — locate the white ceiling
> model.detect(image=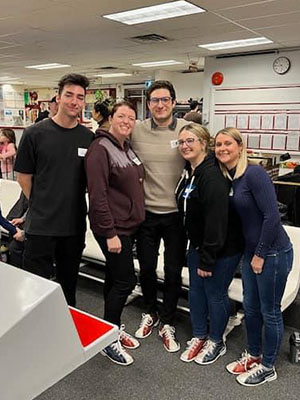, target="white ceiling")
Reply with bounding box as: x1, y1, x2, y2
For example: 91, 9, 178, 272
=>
1, 0, 300, 88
